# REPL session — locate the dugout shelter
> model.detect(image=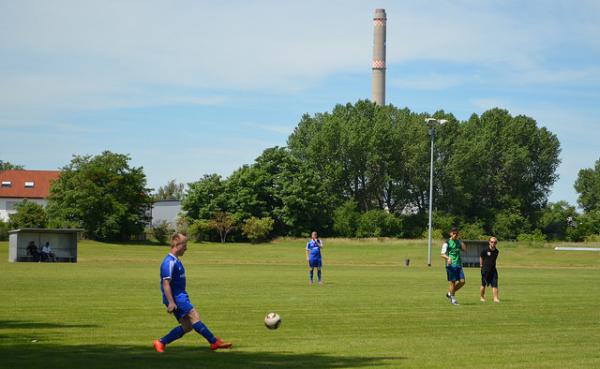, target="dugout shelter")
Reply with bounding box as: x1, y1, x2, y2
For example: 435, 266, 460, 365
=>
8, 228, 83, 263
460, 240, 489, 267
